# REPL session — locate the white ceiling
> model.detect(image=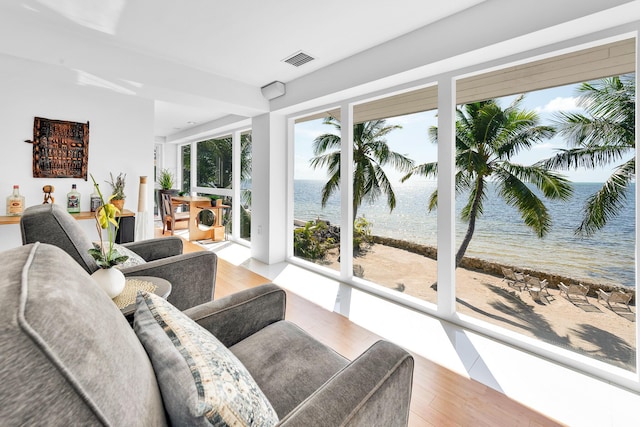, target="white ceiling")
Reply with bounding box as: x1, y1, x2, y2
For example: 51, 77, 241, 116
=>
0, 0, 484, 138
